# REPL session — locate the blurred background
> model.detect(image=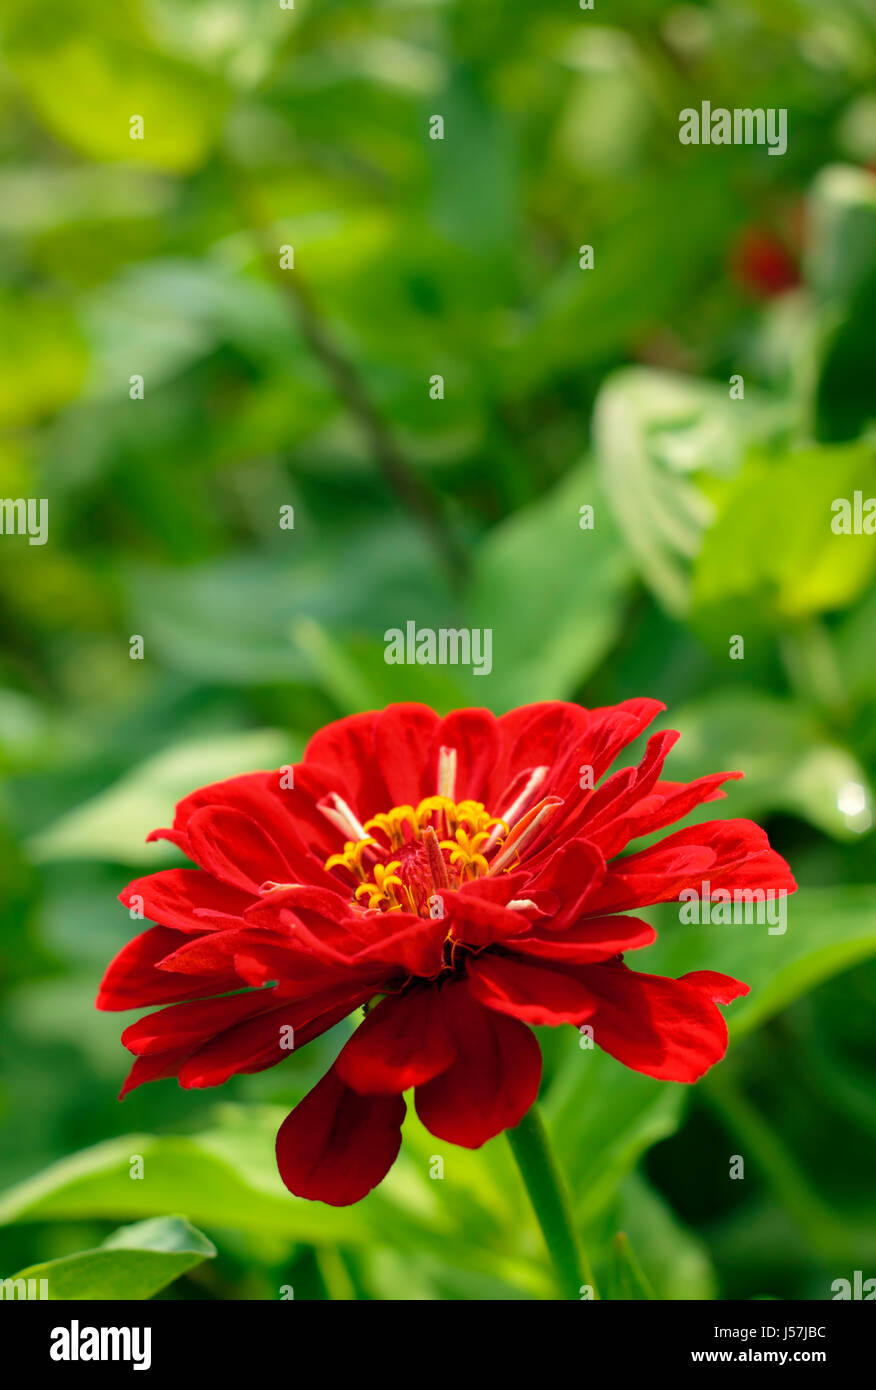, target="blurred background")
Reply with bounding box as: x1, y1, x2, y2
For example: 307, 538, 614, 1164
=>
1, 0, 875, 1300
